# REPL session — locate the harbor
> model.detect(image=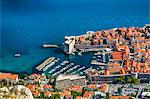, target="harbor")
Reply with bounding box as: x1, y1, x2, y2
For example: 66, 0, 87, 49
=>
34, 24, 150, 79
35, 57, 89, 76
1, 0, 149, 98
